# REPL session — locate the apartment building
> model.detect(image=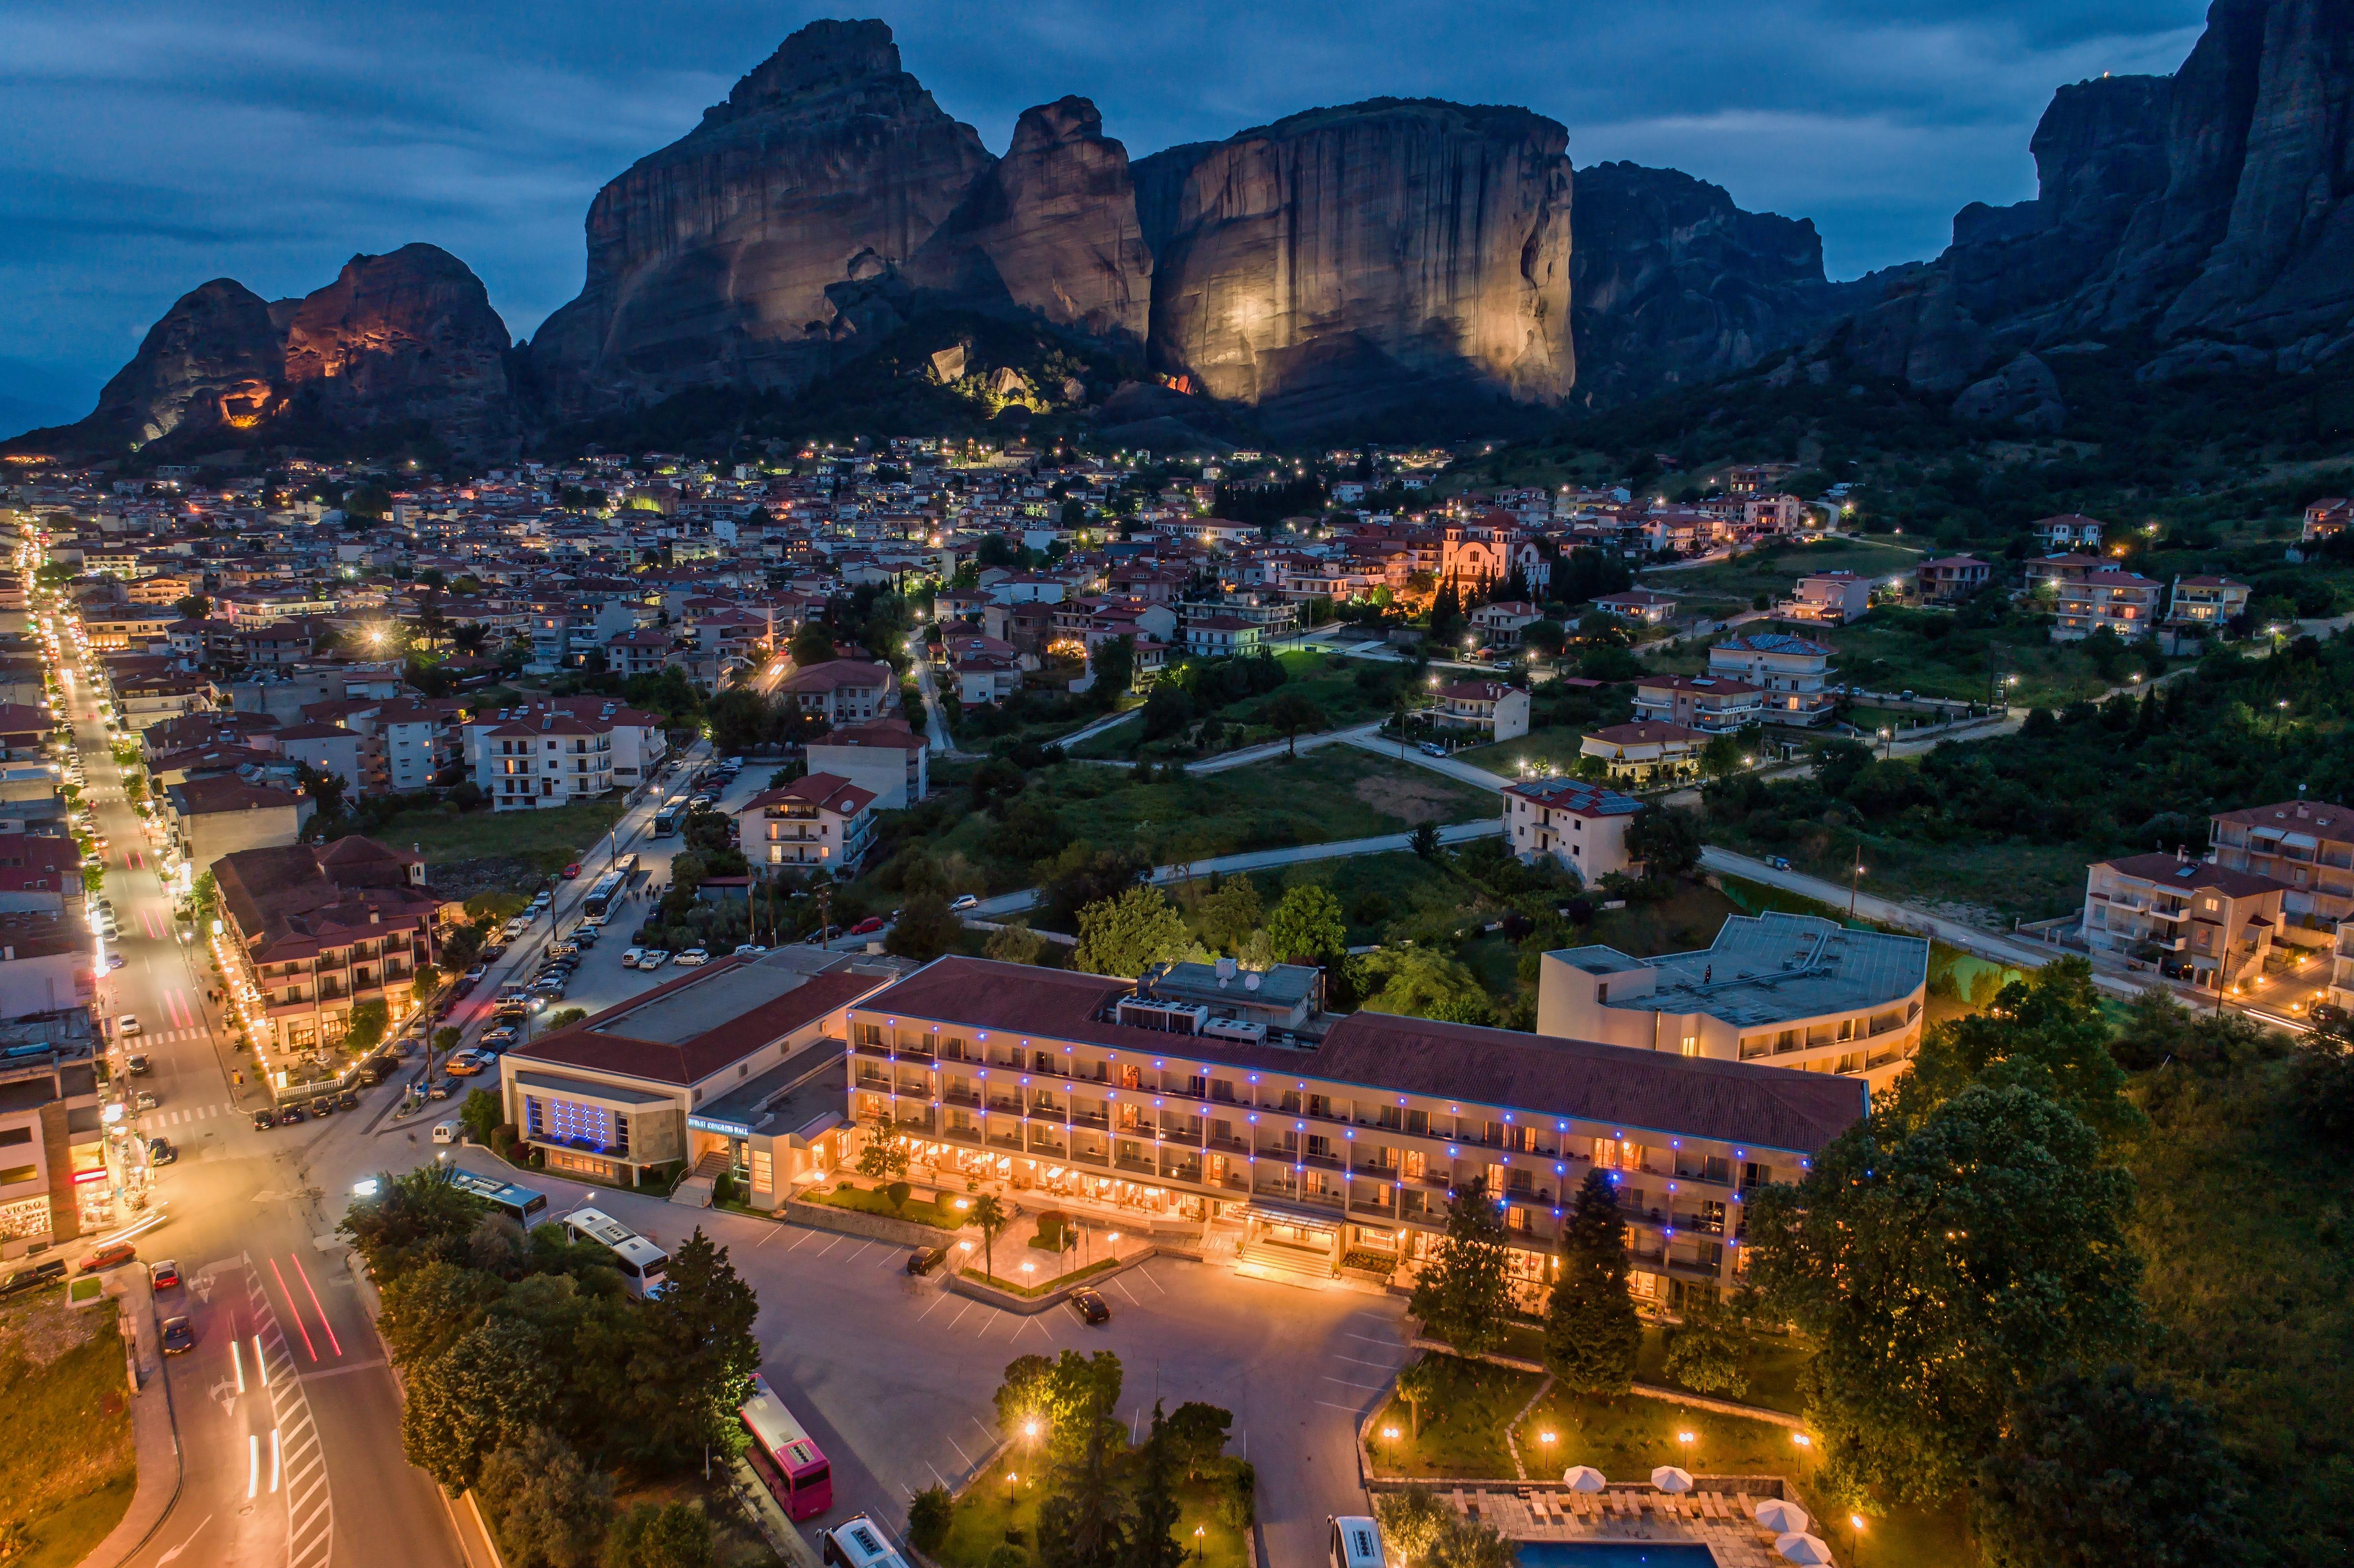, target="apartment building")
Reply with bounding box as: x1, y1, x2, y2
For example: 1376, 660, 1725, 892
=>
1469, 601, 1540, 646
1500, 776, 1641, 881
1432, 680, 1531, 743
805, 717, 928, 810
1579, 721, 1702, 784
473, 711, 615, 809
2301, 498, 2348, 542
273, 722, 386, 797
2081, 850, 2287, 993
1536, 913, 1928, 1090
777, 660, 898, 724
213, 837, 439, 1053
736, 773, 879, 871
2209, 800, 2354, 1001
1593, 589, 1679, 626
2035, 513, 2105, 550
1632, 675, 1761, 734
0, 1011, 103, 1253
842, 956, 1866, 1308
1707, 633, 1834, 726
498, 948, 900, 1187
2164, 575, 2249, 636
2051, 568, 2163, 642
1183, 616, 1264, 659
